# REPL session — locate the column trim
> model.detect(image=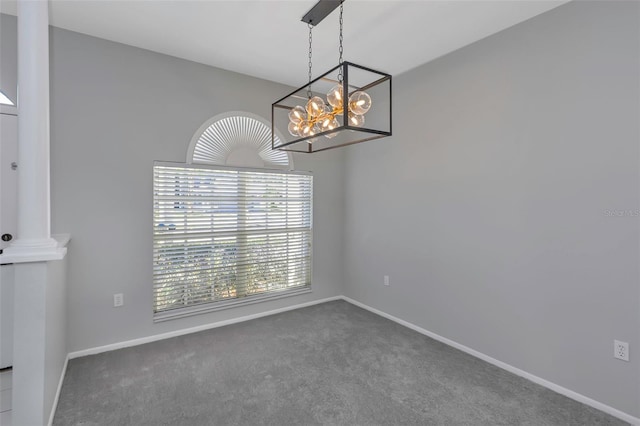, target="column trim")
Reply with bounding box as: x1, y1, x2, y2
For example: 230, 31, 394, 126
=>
1, 234, 69, 263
